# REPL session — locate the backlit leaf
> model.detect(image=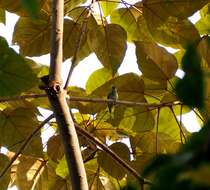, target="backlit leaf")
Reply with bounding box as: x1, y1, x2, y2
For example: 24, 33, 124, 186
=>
16, 156, 46, 190
47, 135, 64, 163
86, 68, 112, 94
64, 0, 86, 14
195, 3, 210, 35
12, 13, 51, 57
88, 24, 127, 75
111, 7, 153, 42
97, 142, 130, 179
143, 2, 201, 48
100, 0, 119, 17
142, 0, 209, 20
0, 107, 43, 157
113, 106, 155, 133
0, 0, 46, 16
56, 156, 68, 179
21, 0, 39, 18
135, 42, 178, 81
157, 107, 189, 141
0, 36, 38, 97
